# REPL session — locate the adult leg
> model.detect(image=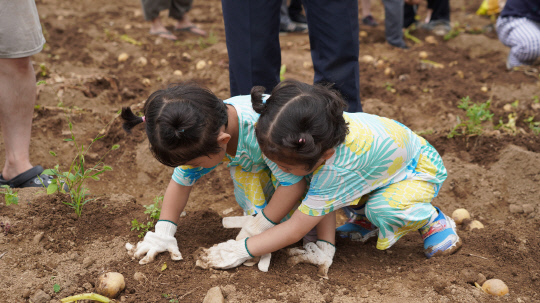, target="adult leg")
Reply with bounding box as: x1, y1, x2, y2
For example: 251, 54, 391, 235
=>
427, 0, 450, 22
141, 0, 178, 40
403, 3, 417, 28
170, 0, 206, 36
497, 17, 540, 68
0, 57, 36, 180
221, 0, 281, 96
303, 0, 361, 112
382, 0, 407, 48
288, 0, 306, 23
